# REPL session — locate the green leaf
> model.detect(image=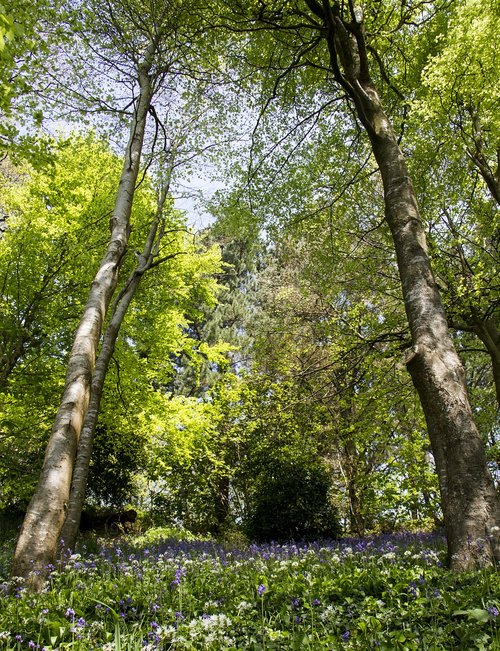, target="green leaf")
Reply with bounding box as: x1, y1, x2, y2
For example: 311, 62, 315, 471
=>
453, 608, 489, 623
